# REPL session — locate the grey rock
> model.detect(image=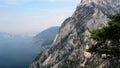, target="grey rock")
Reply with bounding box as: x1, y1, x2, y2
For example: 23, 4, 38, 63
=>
29, 0, 120, 68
